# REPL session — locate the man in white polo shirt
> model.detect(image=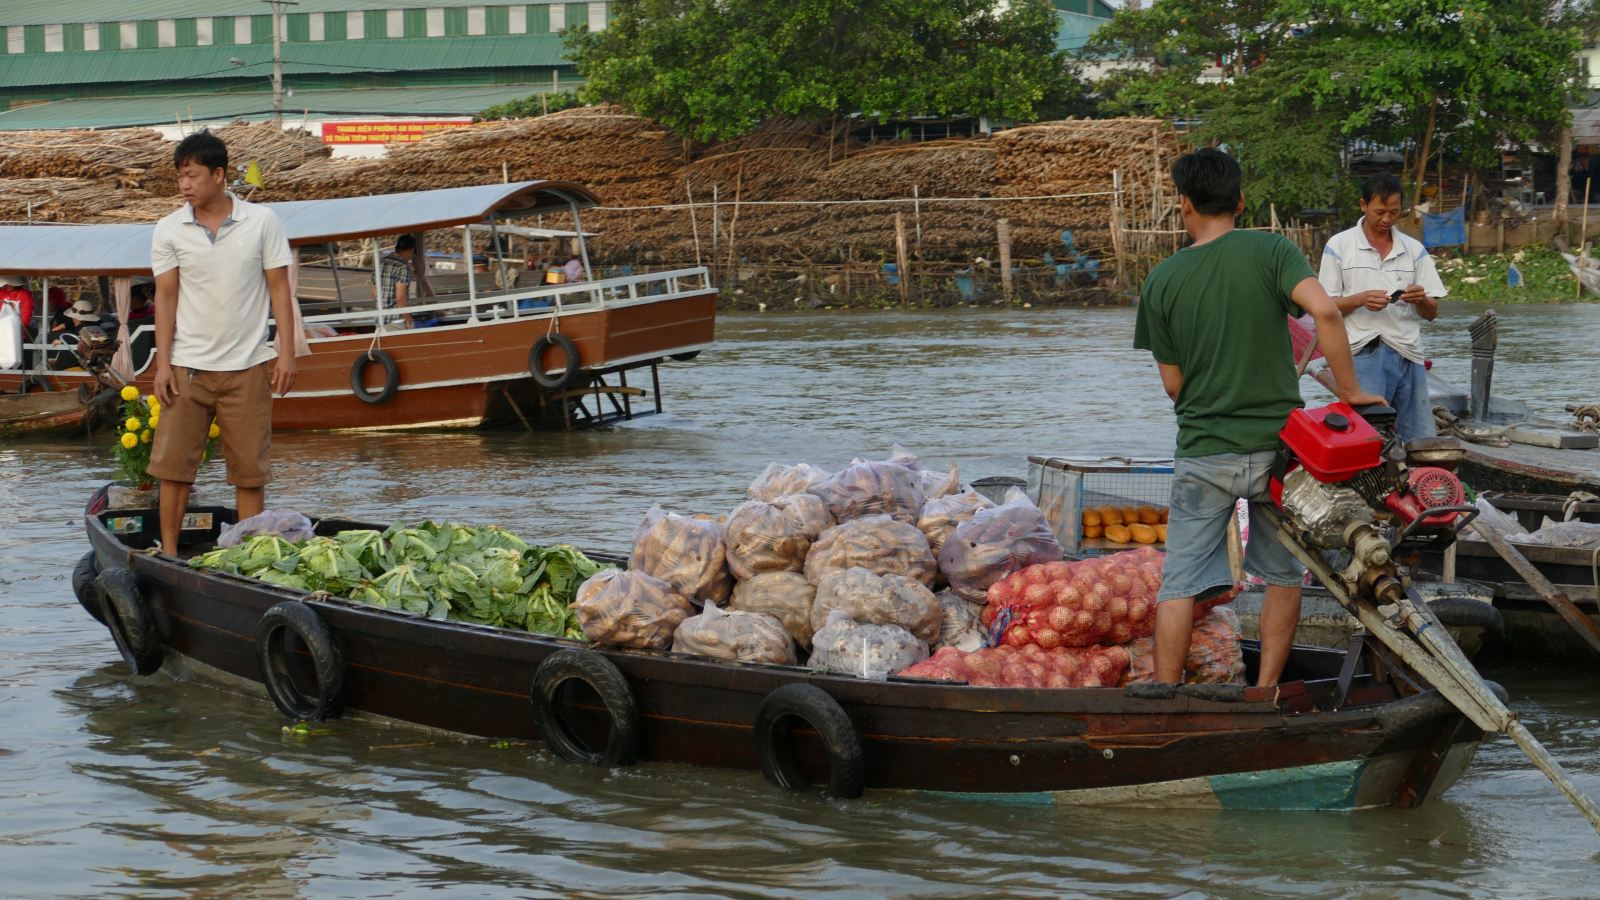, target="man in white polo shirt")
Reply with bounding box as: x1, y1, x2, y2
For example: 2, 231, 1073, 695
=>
147, 130, 296, 555
1318, 172, 1449, 442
